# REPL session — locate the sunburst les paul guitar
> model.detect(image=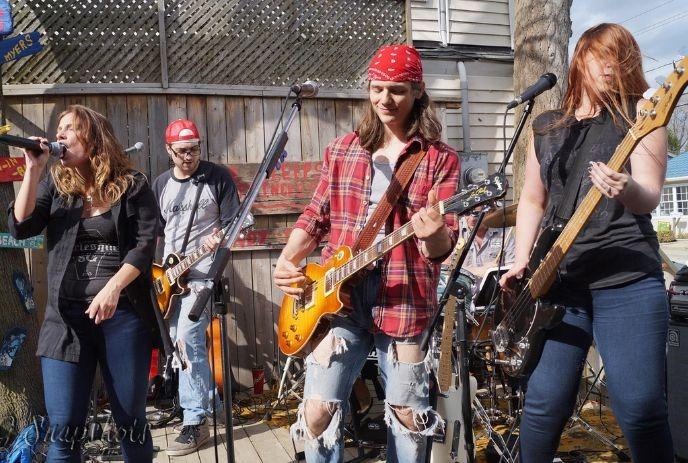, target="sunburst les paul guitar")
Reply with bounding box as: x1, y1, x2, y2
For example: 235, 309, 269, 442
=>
278, 173, 507, 357
492, 57, 688, 377
152, 214, 255, 319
